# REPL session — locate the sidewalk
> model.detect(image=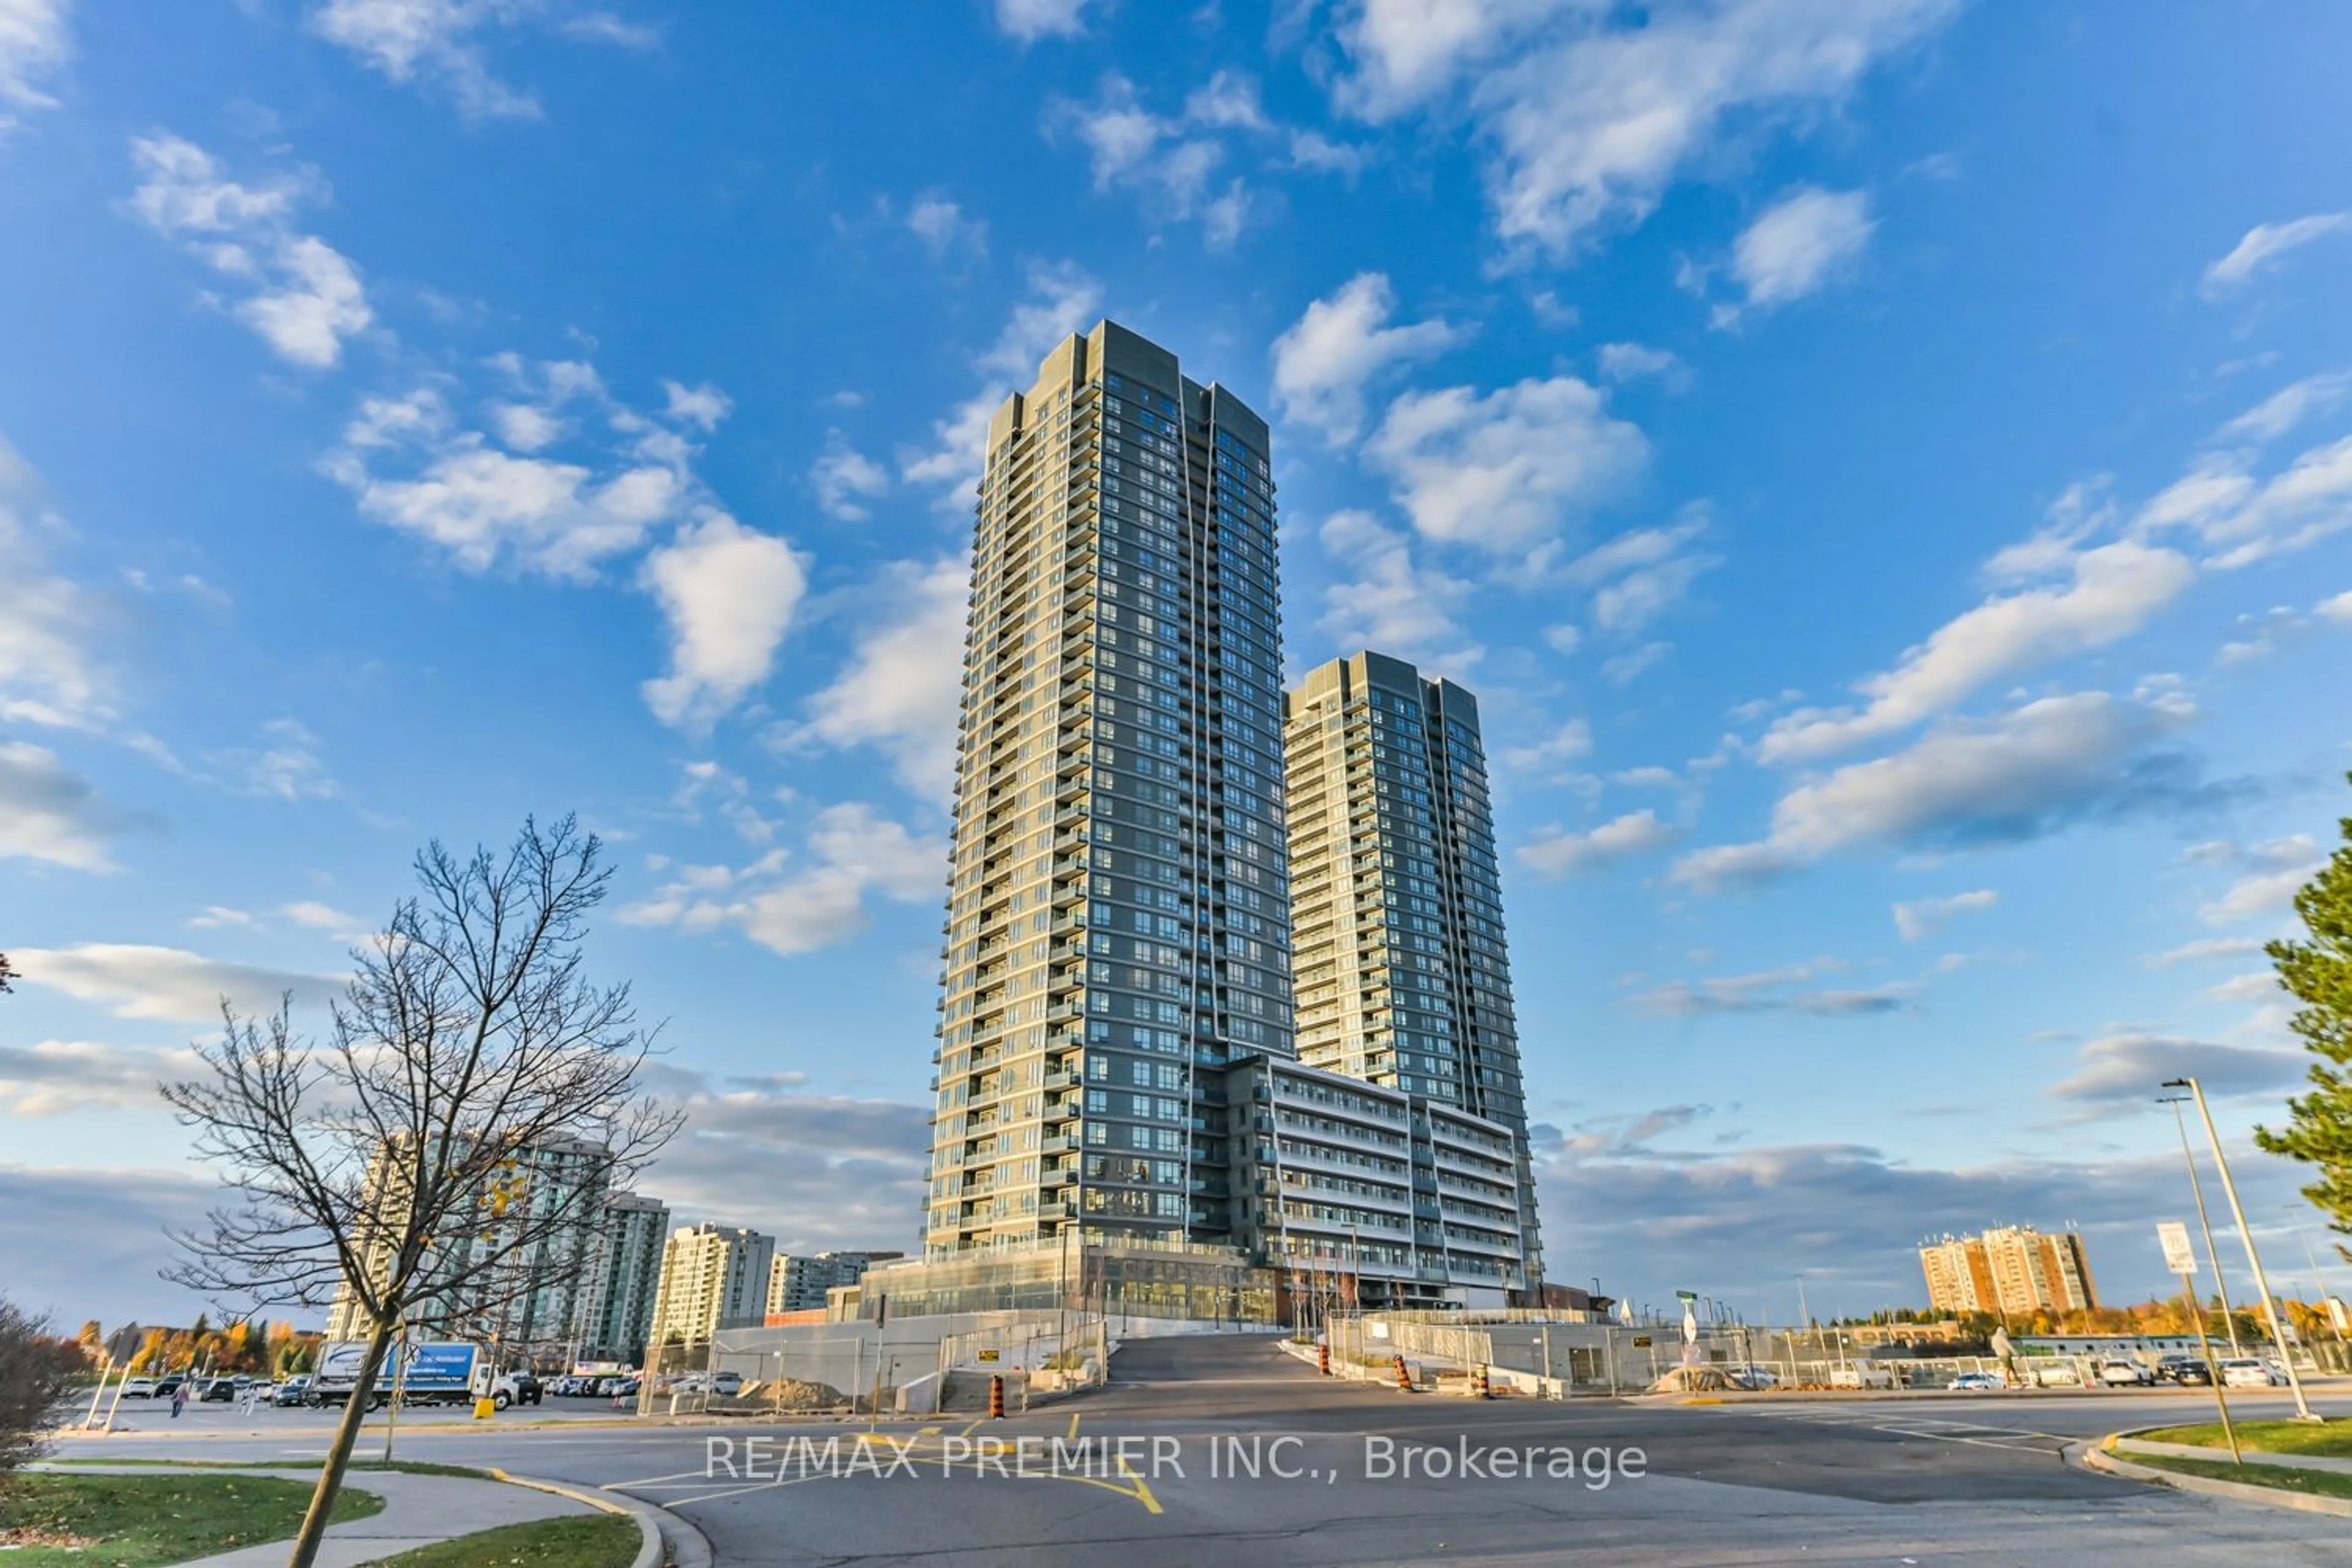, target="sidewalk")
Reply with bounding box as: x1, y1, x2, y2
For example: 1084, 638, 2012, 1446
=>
44, 1464, 593, 1568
